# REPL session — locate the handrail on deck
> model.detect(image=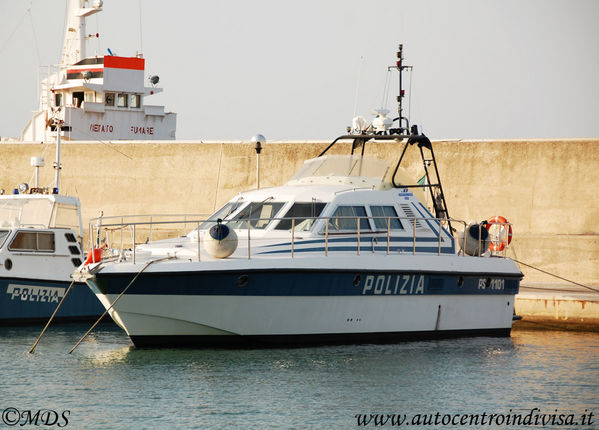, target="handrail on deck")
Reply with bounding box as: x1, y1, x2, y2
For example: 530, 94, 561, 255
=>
87, 214, 511, 263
